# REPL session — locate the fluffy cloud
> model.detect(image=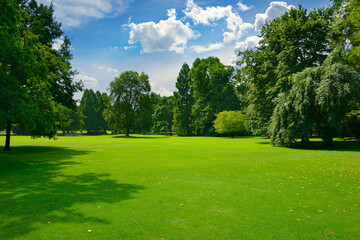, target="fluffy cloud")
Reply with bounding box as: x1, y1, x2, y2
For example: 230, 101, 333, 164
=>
52, 37, 64, 51
191, 42, 224, 53
128, 9, 197, 53
254, 1, 295, 31
38, 0, 131, 27
75, 74, 99, 87
237, 1, 252, 12
234, 36, 262, 53
184, 0, 252, 42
